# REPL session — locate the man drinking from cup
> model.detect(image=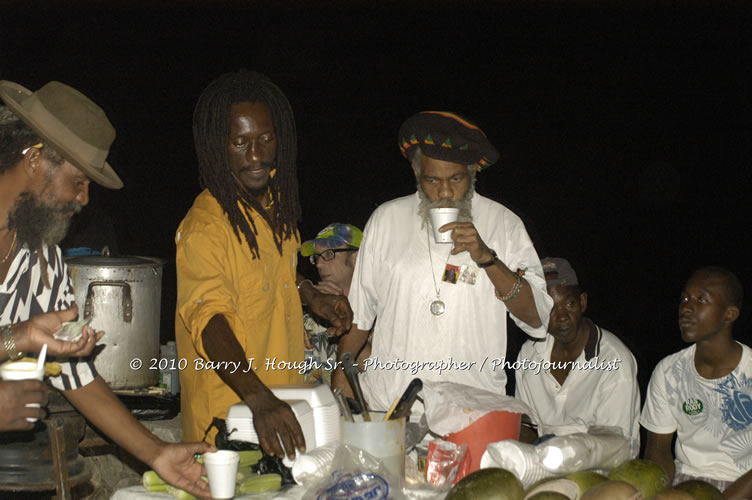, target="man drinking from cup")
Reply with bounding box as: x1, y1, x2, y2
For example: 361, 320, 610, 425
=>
333, 111, 552, 412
